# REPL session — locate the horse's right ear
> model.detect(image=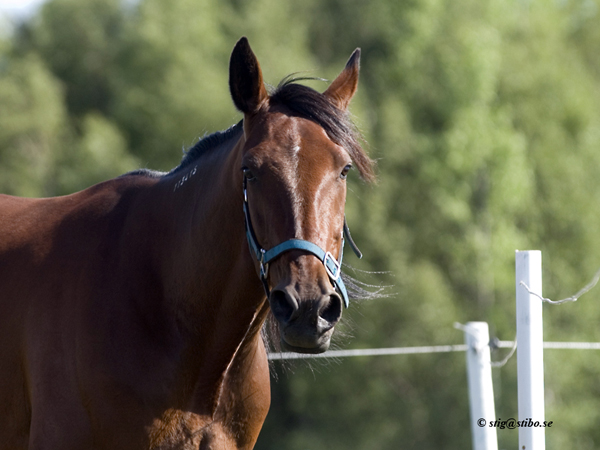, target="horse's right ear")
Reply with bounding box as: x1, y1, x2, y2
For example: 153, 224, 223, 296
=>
229, 37, 269, 115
